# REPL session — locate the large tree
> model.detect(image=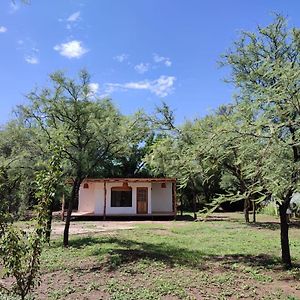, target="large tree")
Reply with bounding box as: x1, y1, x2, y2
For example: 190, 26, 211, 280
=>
21, 70, 127, 246
222, 15, 300, 268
